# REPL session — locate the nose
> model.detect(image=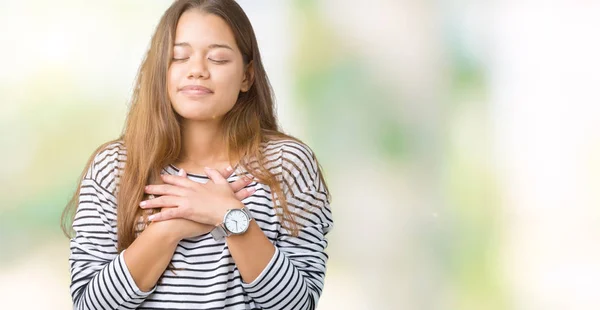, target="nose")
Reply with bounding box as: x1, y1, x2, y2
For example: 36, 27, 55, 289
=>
188, 57, 209, 79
